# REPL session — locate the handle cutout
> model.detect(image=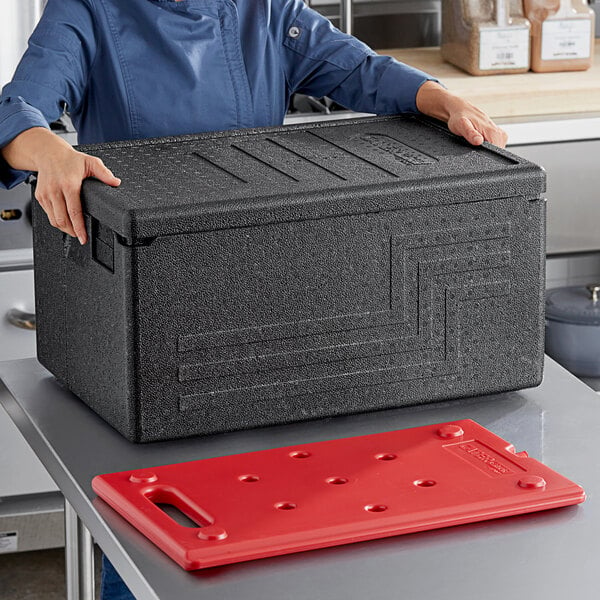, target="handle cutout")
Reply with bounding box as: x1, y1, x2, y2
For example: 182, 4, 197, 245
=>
156, 503, 203, 528
145, 487, 213, 529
